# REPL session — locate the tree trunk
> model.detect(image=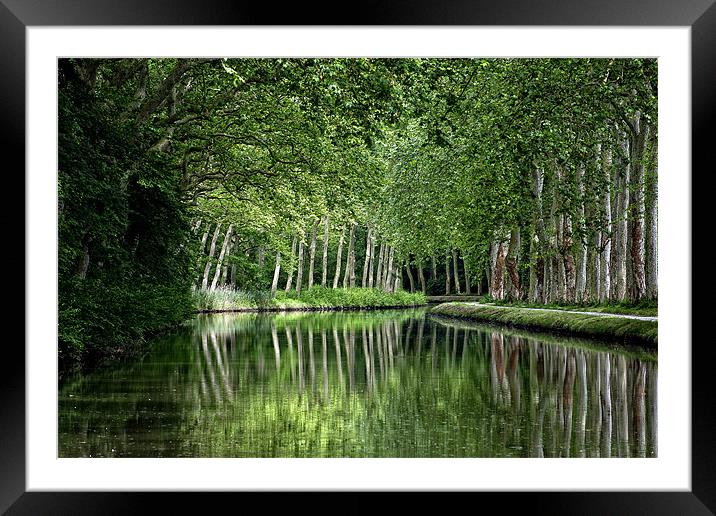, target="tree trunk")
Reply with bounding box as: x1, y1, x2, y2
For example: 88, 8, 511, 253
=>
628, 114, 648, 302
417, 258, 426, 294
385, 246, 395, 292
531, 168, 547, 303
464, 258, 471, 295
551, 166, 566, 302
563, 214, 576, 303
405, 257, 415, 293
307, 219, 318, 289
394, 261, 401, 292
270, 251, 281, 297
431, 255, 437, 282
332, 227, 345, 289
210, 224, 234, 291
368, 232, 377, 288
202, 222, 222, 290
343, 223, 356, 288
645, 136, 658, 300
296, 238, 305, 296
362, 226, 372, 287
375, 242, 385, 289
444, 254, 451, 295
285, 236, 297, 292
612, 130, 630, 301
219, 235, 234, 287
600, 144, 613, 302
528, 233, 539, 302
506, 228, 522, 300
491, 241, 506, 300
452, 249, 461, 295
321, 216, 330, 287
575, 162, 588, 303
